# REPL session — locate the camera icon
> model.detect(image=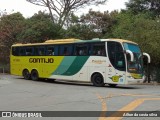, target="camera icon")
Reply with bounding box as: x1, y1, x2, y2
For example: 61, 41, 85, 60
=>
2, 112, 11, 117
